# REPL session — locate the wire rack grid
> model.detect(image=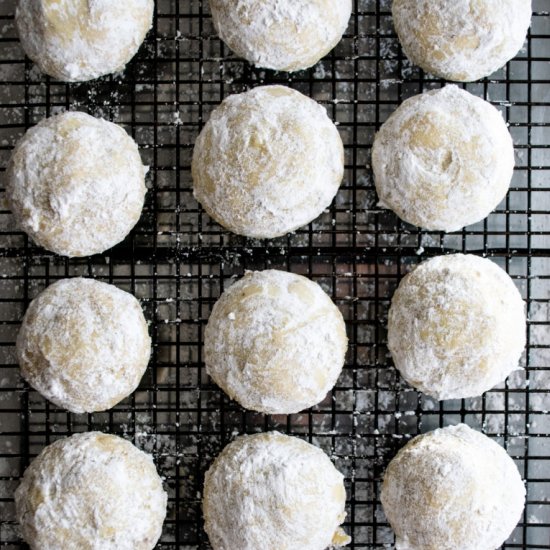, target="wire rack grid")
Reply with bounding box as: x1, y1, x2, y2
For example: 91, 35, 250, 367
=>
0, 0, 549, 548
